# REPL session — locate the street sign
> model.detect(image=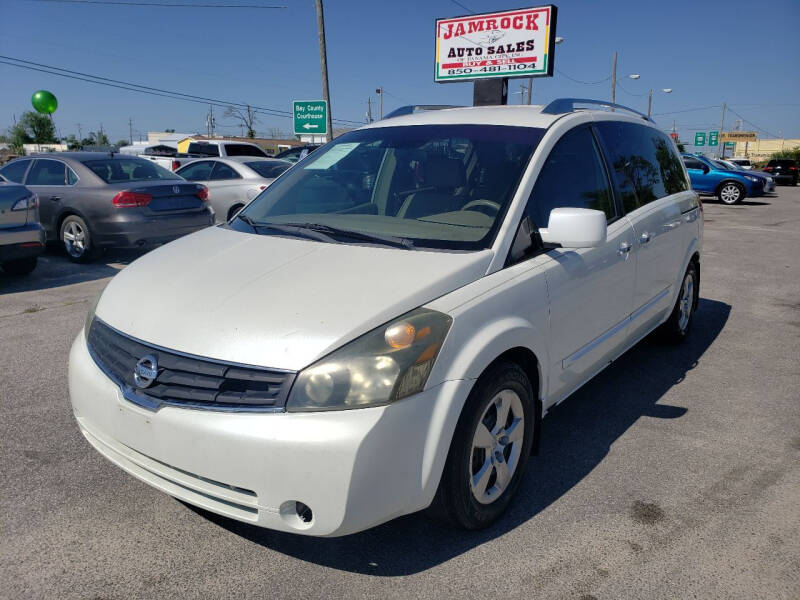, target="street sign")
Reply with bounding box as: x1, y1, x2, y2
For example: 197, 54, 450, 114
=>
724, 142, 735, 148
708, 131, 719, 146
293, 101, 328, 136
435, 5, 557, 82
720, 131, 757, 142
694, 132, 706, 146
